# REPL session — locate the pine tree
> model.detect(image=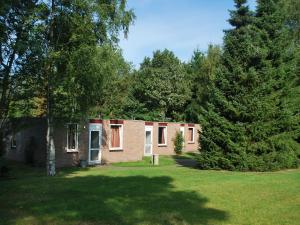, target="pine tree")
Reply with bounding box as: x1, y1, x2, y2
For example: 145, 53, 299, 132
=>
197, 0, 299, 171
185, 45, 222, 123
